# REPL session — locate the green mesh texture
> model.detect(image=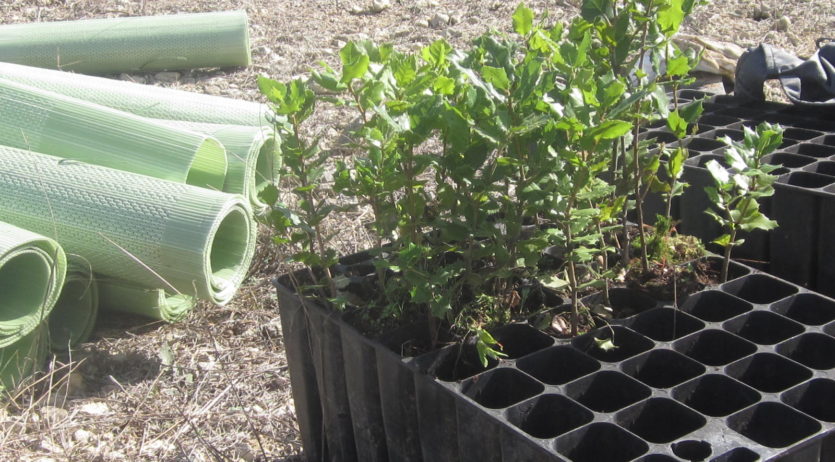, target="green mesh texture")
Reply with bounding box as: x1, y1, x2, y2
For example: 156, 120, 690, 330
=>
0, 11, 251, 74
165, 121, 279, 212
48, 259, 98, 351
0, 62, 269, 126
0, 78, 228, 190
0, 146, 256, 305
98, 278, 195, 322
0, 221, 66, 349
0, 324, 47, 392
